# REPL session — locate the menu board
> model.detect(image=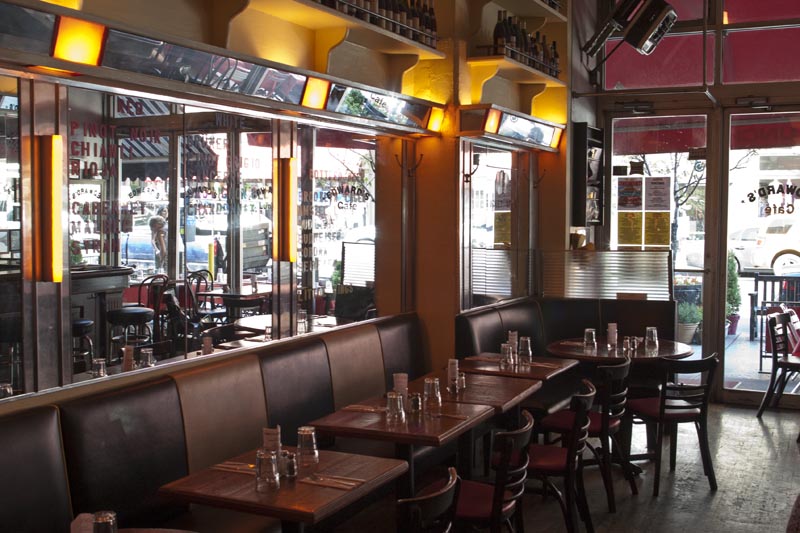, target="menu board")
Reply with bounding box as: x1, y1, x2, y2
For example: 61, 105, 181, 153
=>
617, 212, 643, 245
644, 212, 671, 245
645, 176, 671, 211
618, 178, 643, 211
